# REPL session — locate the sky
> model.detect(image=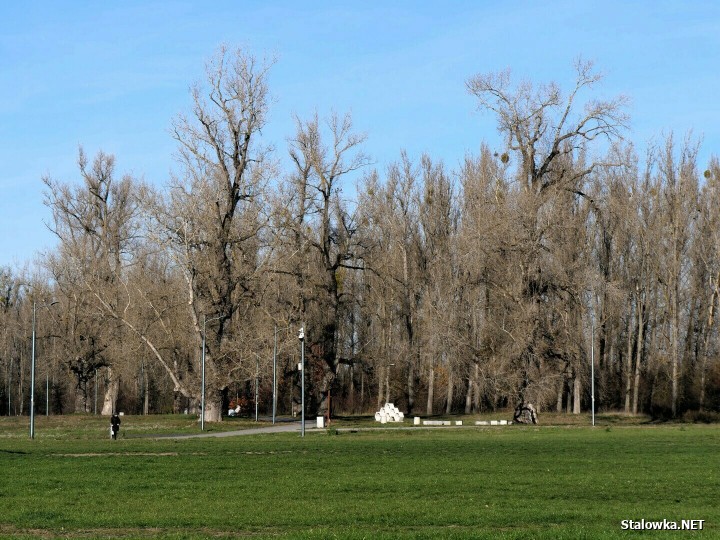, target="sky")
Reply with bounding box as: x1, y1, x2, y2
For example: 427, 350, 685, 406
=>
2, 1, 719, 270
